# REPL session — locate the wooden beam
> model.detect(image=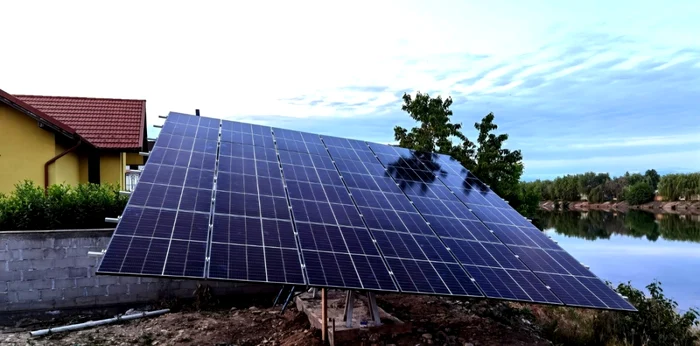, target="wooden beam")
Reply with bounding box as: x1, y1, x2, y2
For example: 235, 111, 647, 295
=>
321, 288, 328, 343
